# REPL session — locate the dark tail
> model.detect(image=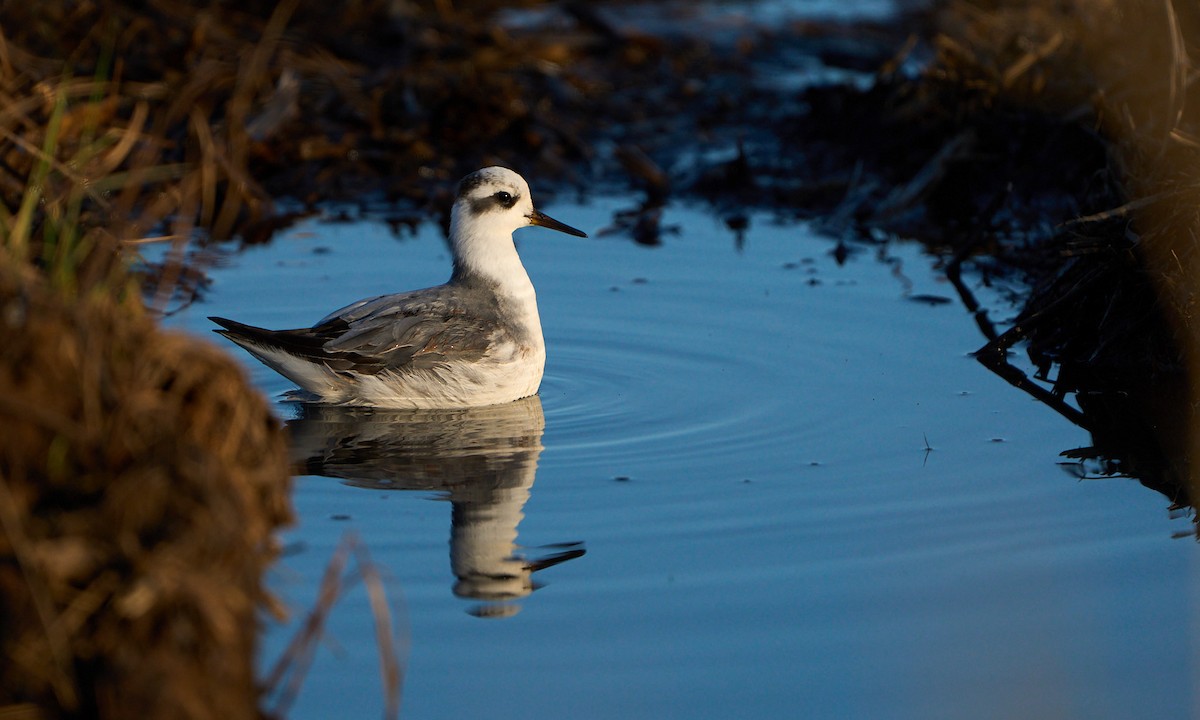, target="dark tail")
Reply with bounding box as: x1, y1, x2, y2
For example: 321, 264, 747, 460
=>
209, 316, 271, 343
209, 316, 330, 356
